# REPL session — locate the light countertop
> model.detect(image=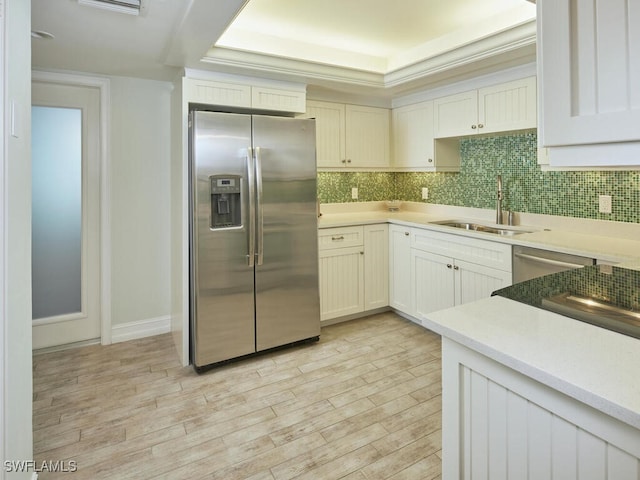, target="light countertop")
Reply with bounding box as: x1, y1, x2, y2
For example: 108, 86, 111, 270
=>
423, 296, 640, 429
318, 204, 640, 264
